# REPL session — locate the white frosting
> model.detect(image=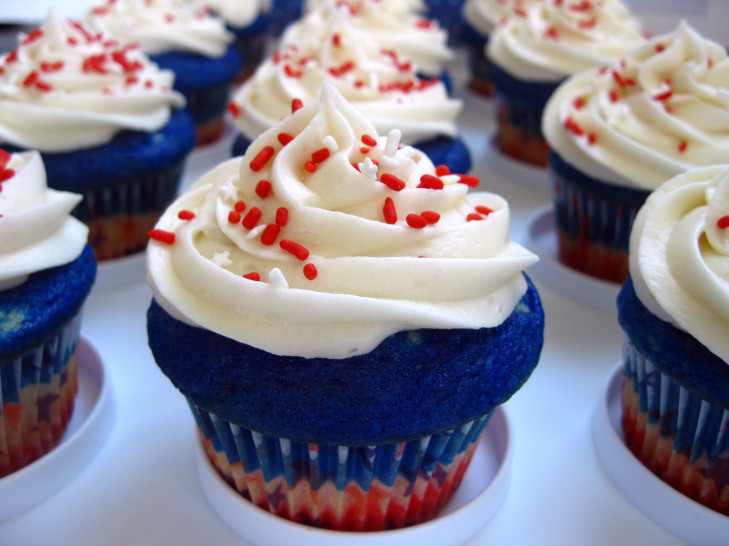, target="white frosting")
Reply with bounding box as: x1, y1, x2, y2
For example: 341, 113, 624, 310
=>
148, 83, 537, 358
85, 0, 233, 57
463, 0, 538, 37
0, 151, 88, 290
487, 0, 644, 82
630, 164, 729, 363
543, 22, 729, 190
285, 0, 452, 77
231, 12, 461, 145
0, 13, 185, 152
191, 0, 271, 27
